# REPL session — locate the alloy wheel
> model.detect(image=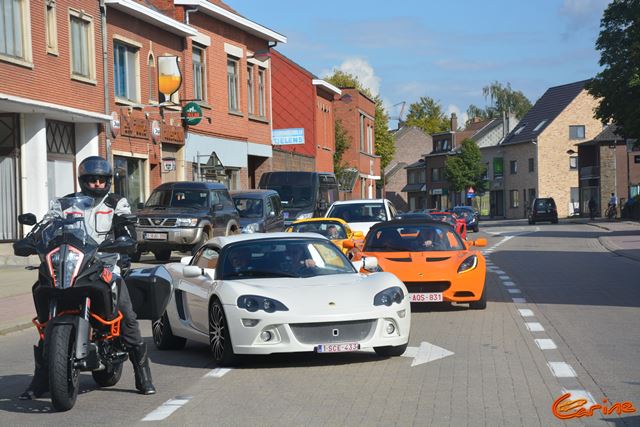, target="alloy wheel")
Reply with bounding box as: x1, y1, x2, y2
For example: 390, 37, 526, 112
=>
209, 303, 225, 361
